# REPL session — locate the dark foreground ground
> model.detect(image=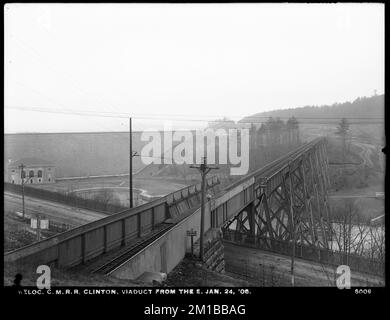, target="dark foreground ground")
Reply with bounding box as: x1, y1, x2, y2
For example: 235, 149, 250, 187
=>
165, 257, 249, 287
223, 242, 385, 287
